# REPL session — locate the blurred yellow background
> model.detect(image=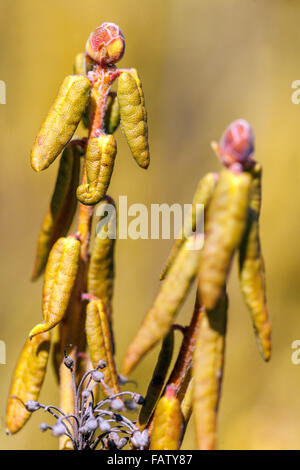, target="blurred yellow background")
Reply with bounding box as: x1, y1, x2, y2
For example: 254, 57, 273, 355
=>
0, 0, 300, 450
